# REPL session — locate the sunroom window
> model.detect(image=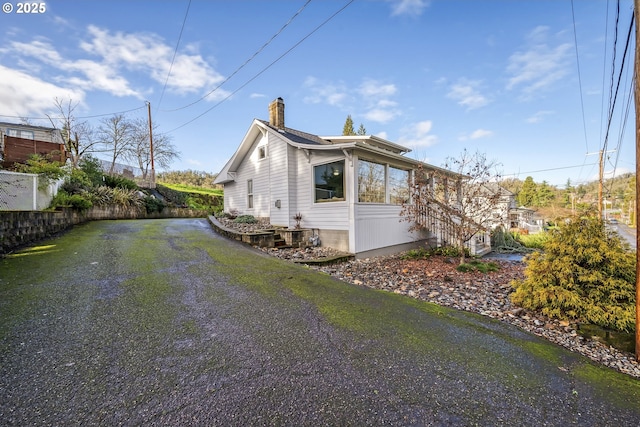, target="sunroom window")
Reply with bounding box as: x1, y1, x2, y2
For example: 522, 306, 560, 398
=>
314, 160, 345, 202
389, 167, 410, 204
358, 160, 385, 203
